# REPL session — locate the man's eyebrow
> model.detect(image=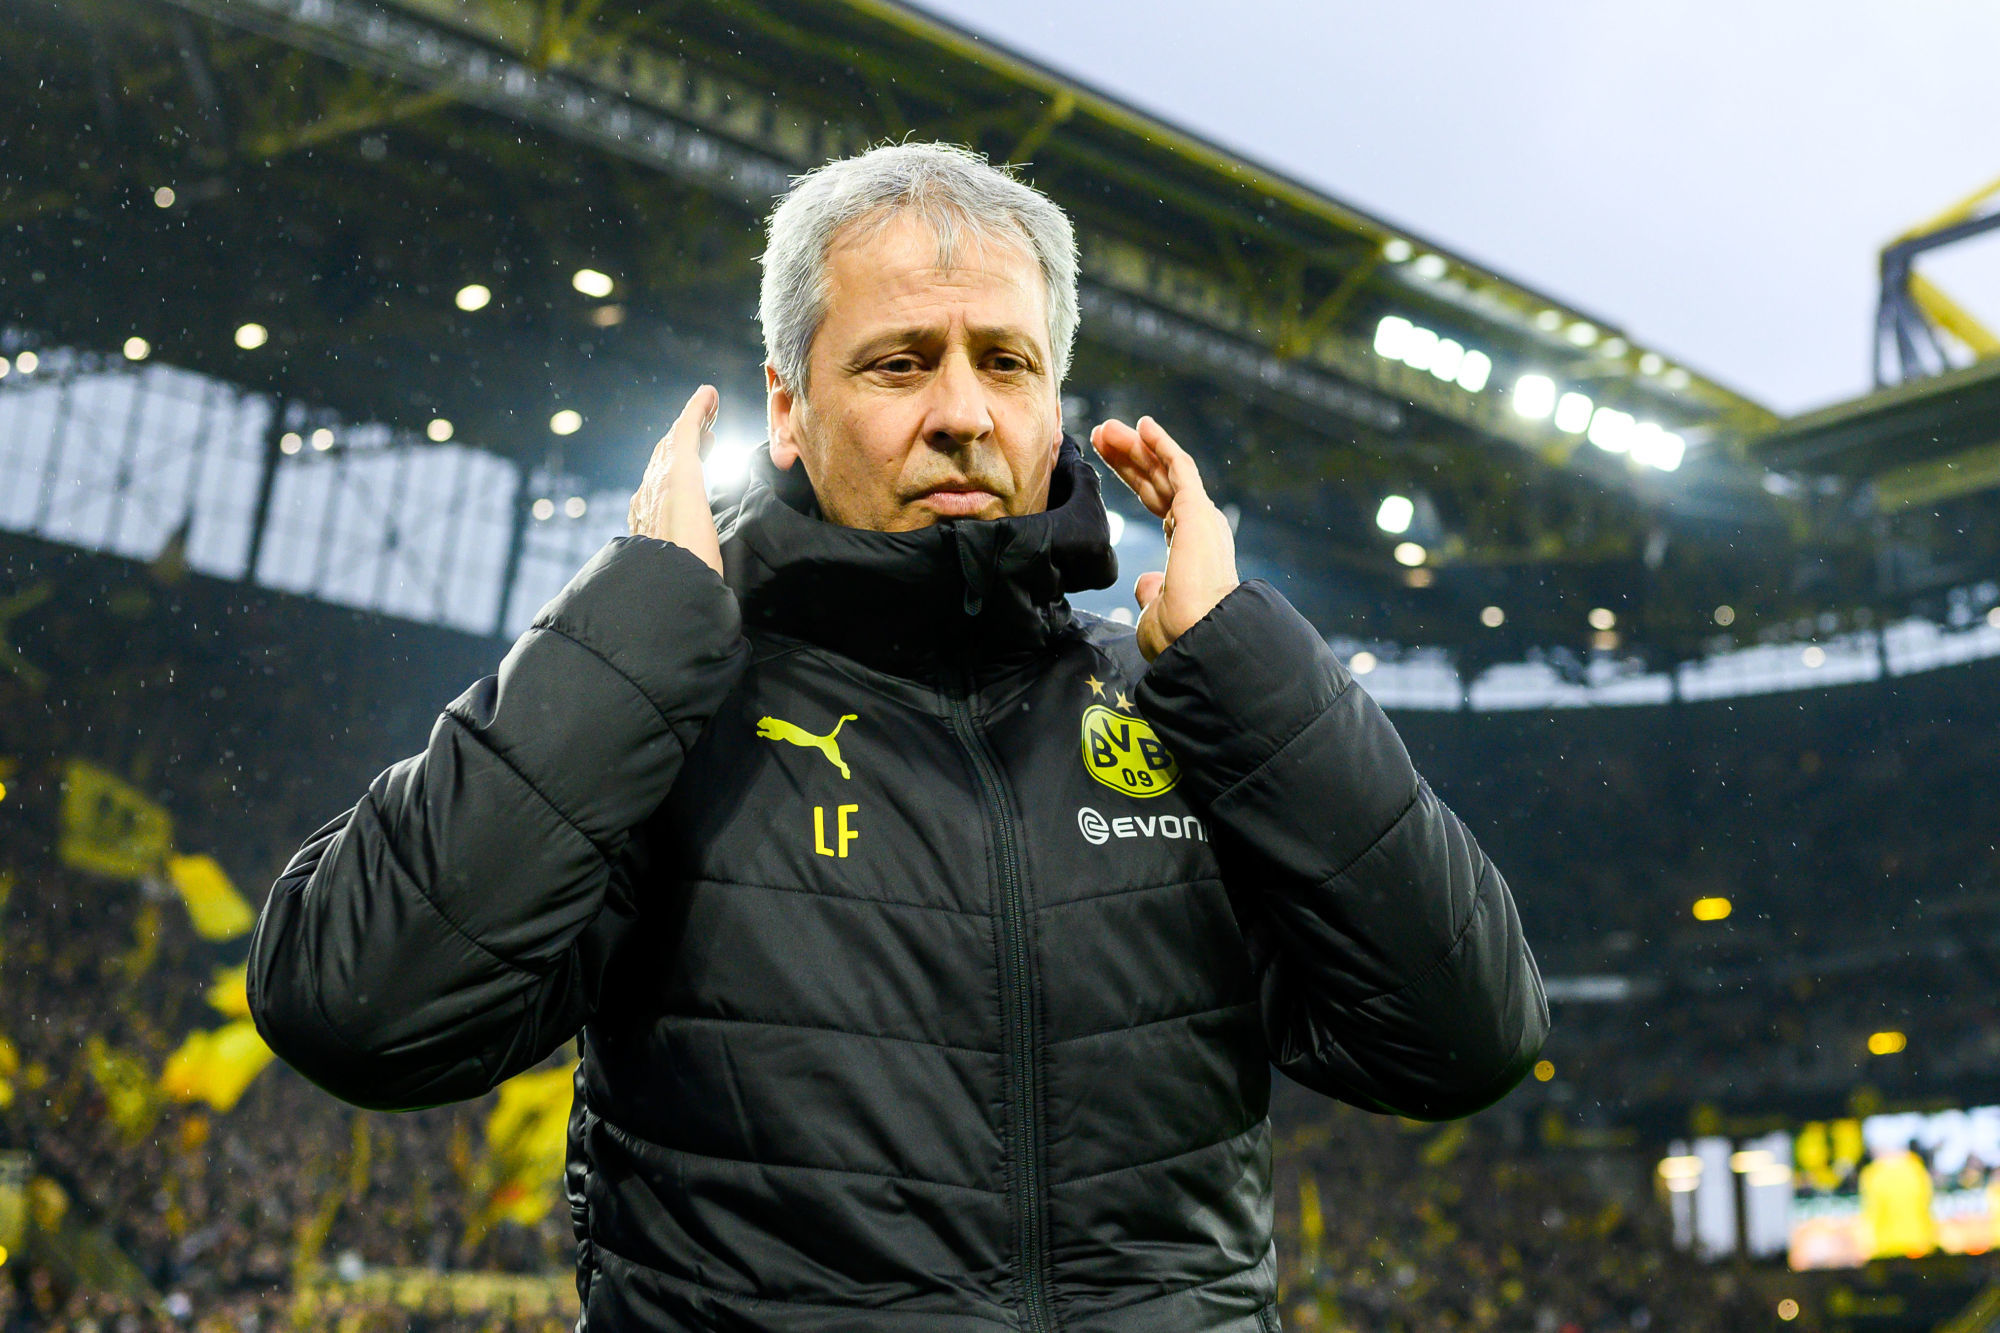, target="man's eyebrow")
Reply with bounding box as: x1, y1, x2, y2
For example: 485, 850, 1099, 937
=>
844, 324, 1046, 364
